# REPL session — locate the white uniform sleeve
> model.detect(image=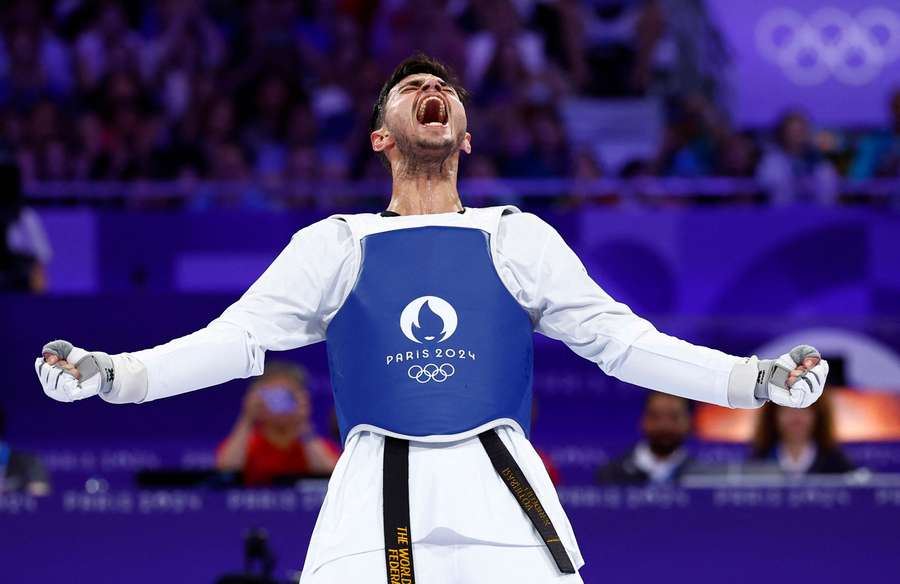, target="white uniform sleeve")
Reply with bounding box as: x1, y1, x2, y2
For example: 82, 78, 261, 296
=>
113, 217, 357, 403
495, 213, 744, 408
